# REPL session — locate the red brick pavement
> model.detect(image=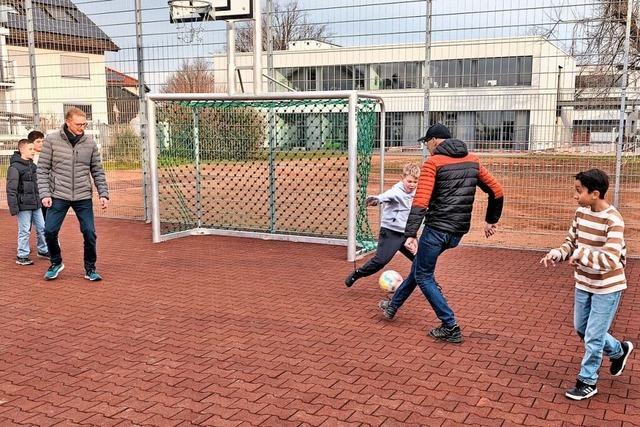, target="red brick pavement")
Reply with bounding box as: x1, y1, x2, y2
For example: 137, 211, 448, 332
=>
0, 213, 638, 426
